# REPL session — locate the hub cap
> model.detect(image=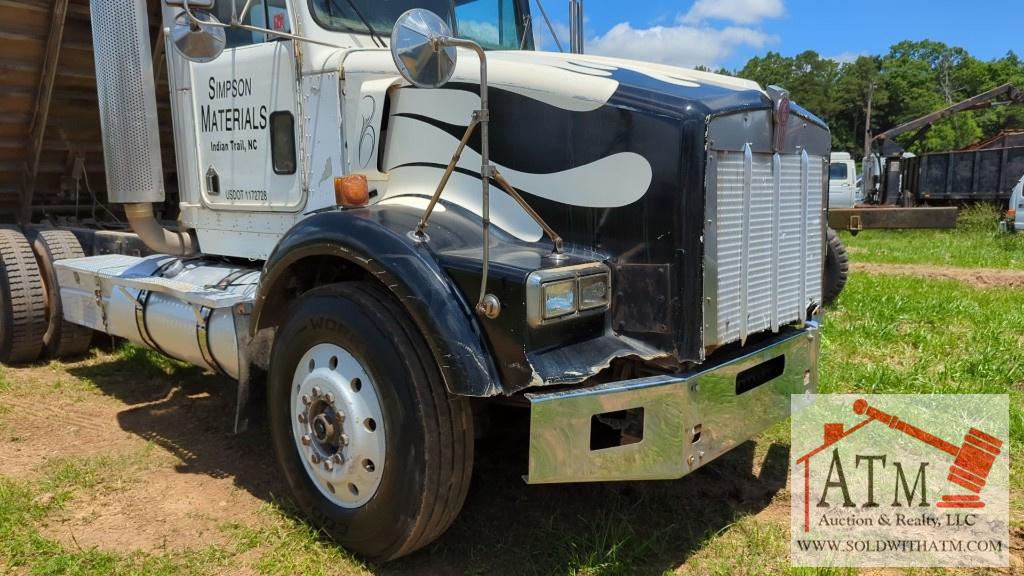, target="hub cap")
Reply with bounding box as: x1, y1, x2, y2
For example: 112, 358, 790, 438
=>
291, 343, 385, 508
